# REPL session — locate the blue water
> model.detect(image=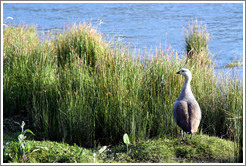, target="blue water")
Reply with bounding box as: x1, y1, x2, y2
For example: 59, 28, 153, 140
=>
3, 3, 244, 80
